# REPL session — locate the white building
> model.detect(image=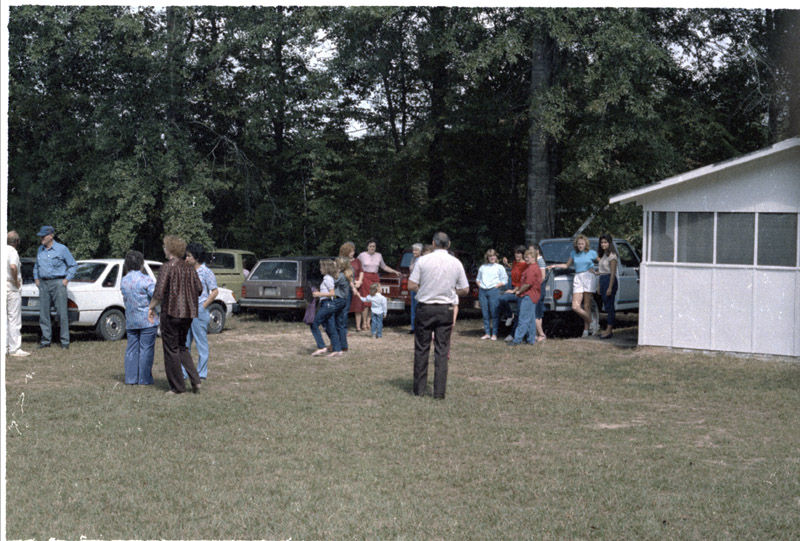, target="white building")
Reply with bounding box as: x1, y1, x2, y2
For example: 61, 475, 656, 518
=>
610, 137, 800, 357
